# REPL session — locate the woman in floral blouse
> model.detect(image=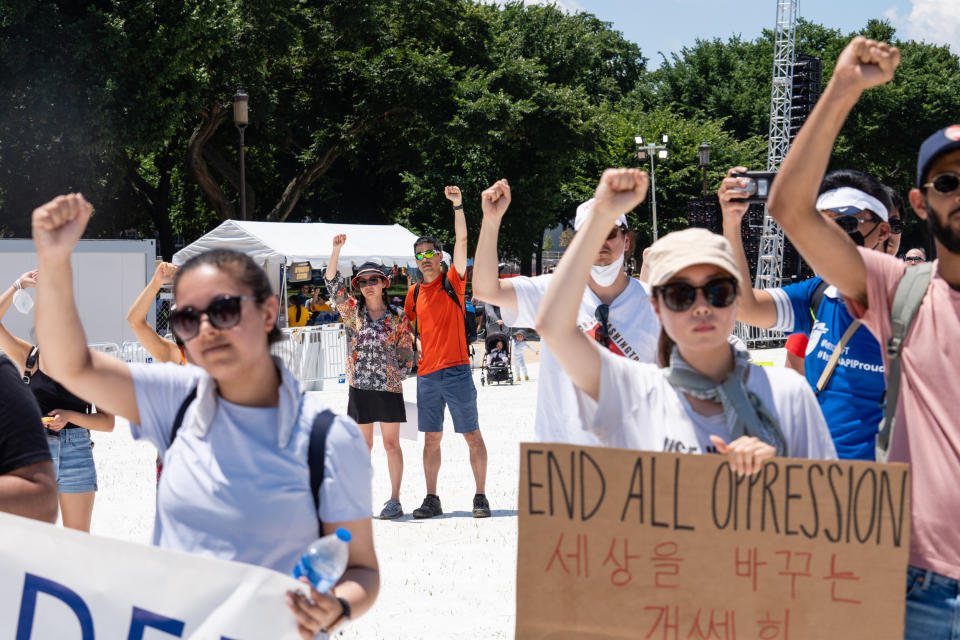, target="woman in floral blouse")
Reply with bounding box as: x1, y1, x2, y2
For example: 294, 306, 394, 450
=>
326, 234, 415, 519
